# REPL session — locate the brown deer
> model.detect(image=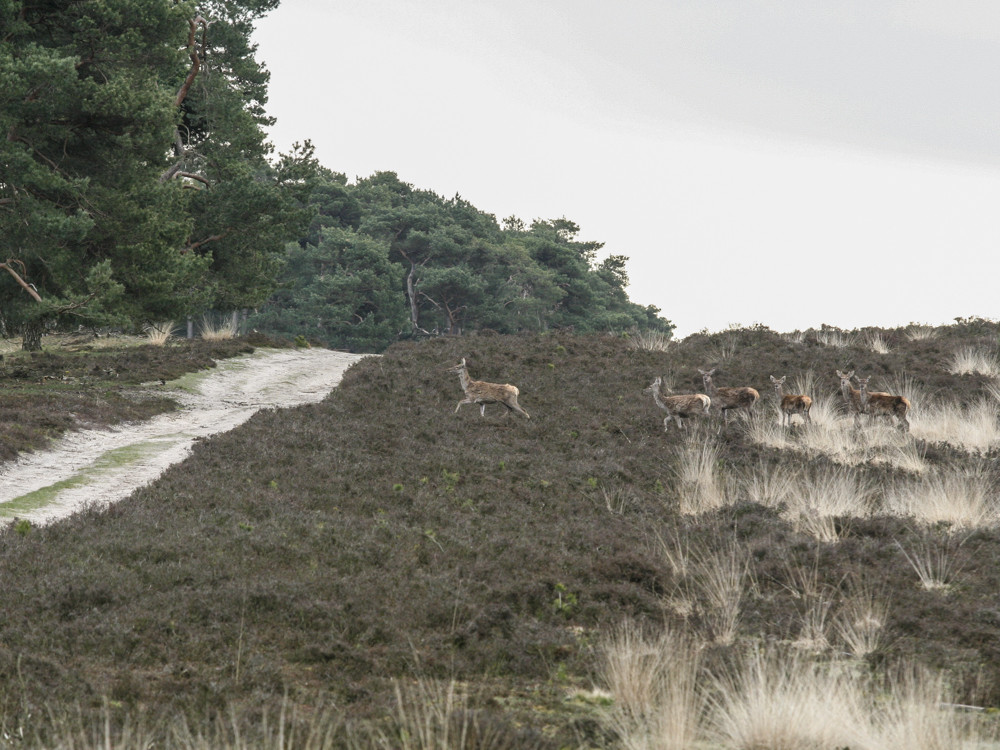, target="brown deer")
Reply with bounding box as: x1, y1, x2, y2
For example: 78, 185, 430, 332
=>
644, 376, 711, 431
698, 368, 760, 427
856, 375, 910, 432
836, 369, 865, 427
769, 375, 812, 427
446, 358, 529, 418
